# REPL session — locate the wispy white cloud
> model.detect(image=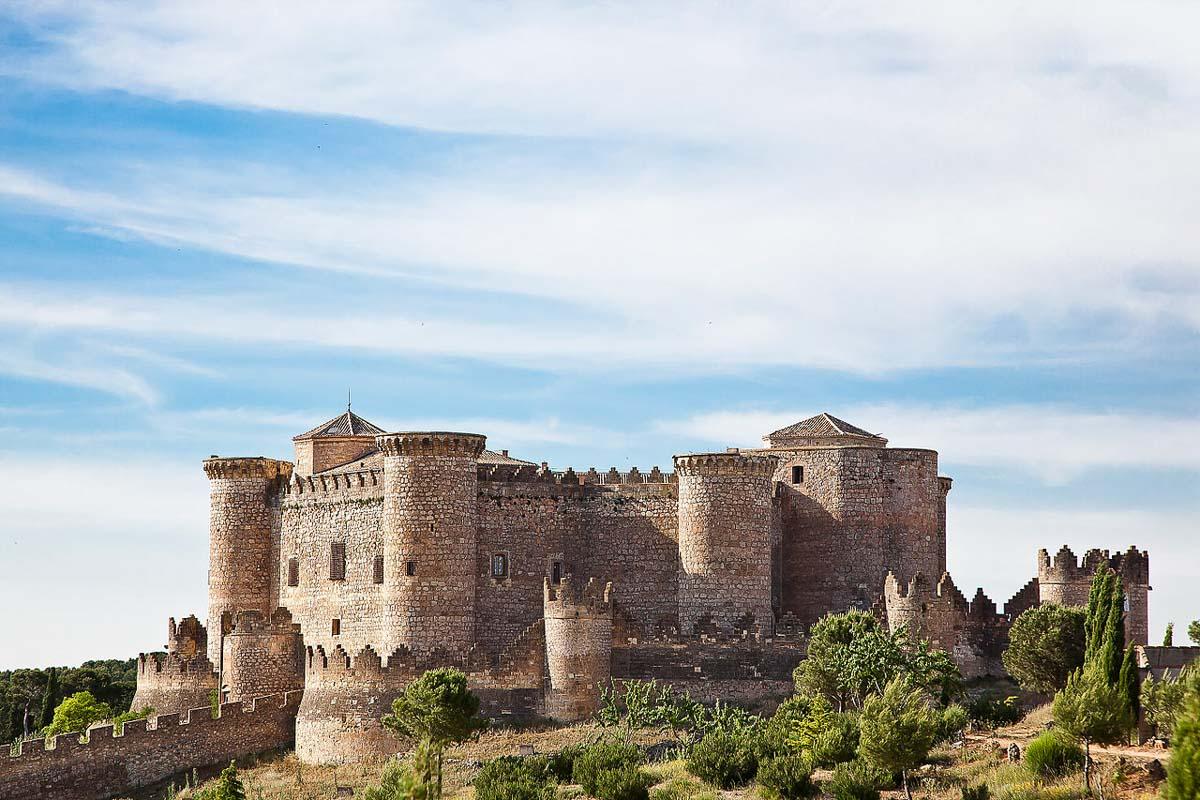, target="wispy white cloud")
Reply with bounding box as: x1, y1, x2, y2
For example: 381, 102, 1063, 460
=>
656, 404, 1200, 483
0, 349, 160, 404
